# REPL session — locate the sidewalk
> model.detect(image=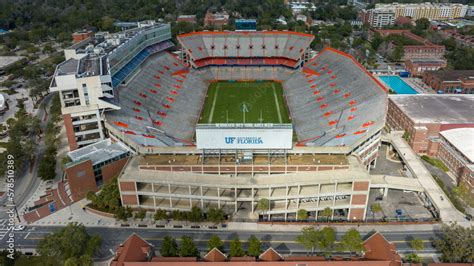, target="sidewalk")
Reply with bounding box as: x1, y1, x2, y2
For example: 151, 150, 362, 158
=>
31, 196, 447, 234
